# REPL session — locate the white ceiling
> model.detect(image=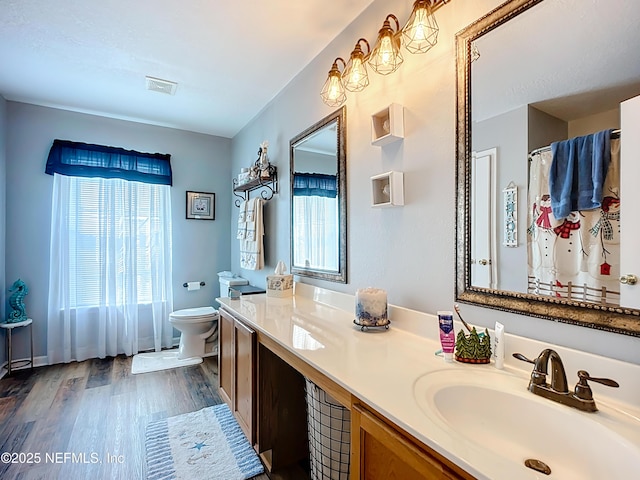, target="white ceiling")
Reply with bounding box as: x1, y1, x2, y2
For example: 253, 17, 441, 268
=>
0, 0, 376, 138
472, 0, 640, 123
